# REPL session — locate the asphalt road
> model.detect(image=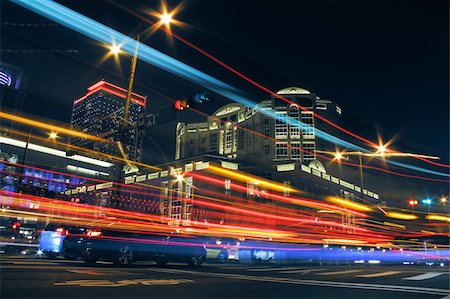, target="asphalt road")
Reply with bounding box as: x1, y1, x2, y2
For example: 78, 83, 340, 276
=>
1, 254, 449, 299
